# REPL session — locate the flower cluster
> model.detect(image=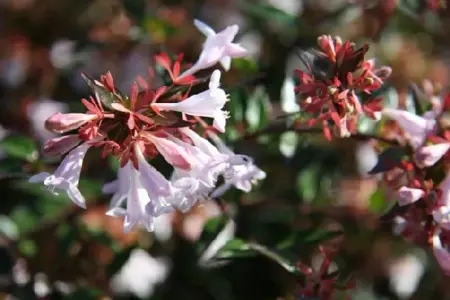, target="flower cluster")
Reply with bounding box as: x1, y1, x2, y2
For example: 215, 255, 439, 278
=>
29, 20, 265, 233
378, 86, 450, 274
295, 35, 391, 139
